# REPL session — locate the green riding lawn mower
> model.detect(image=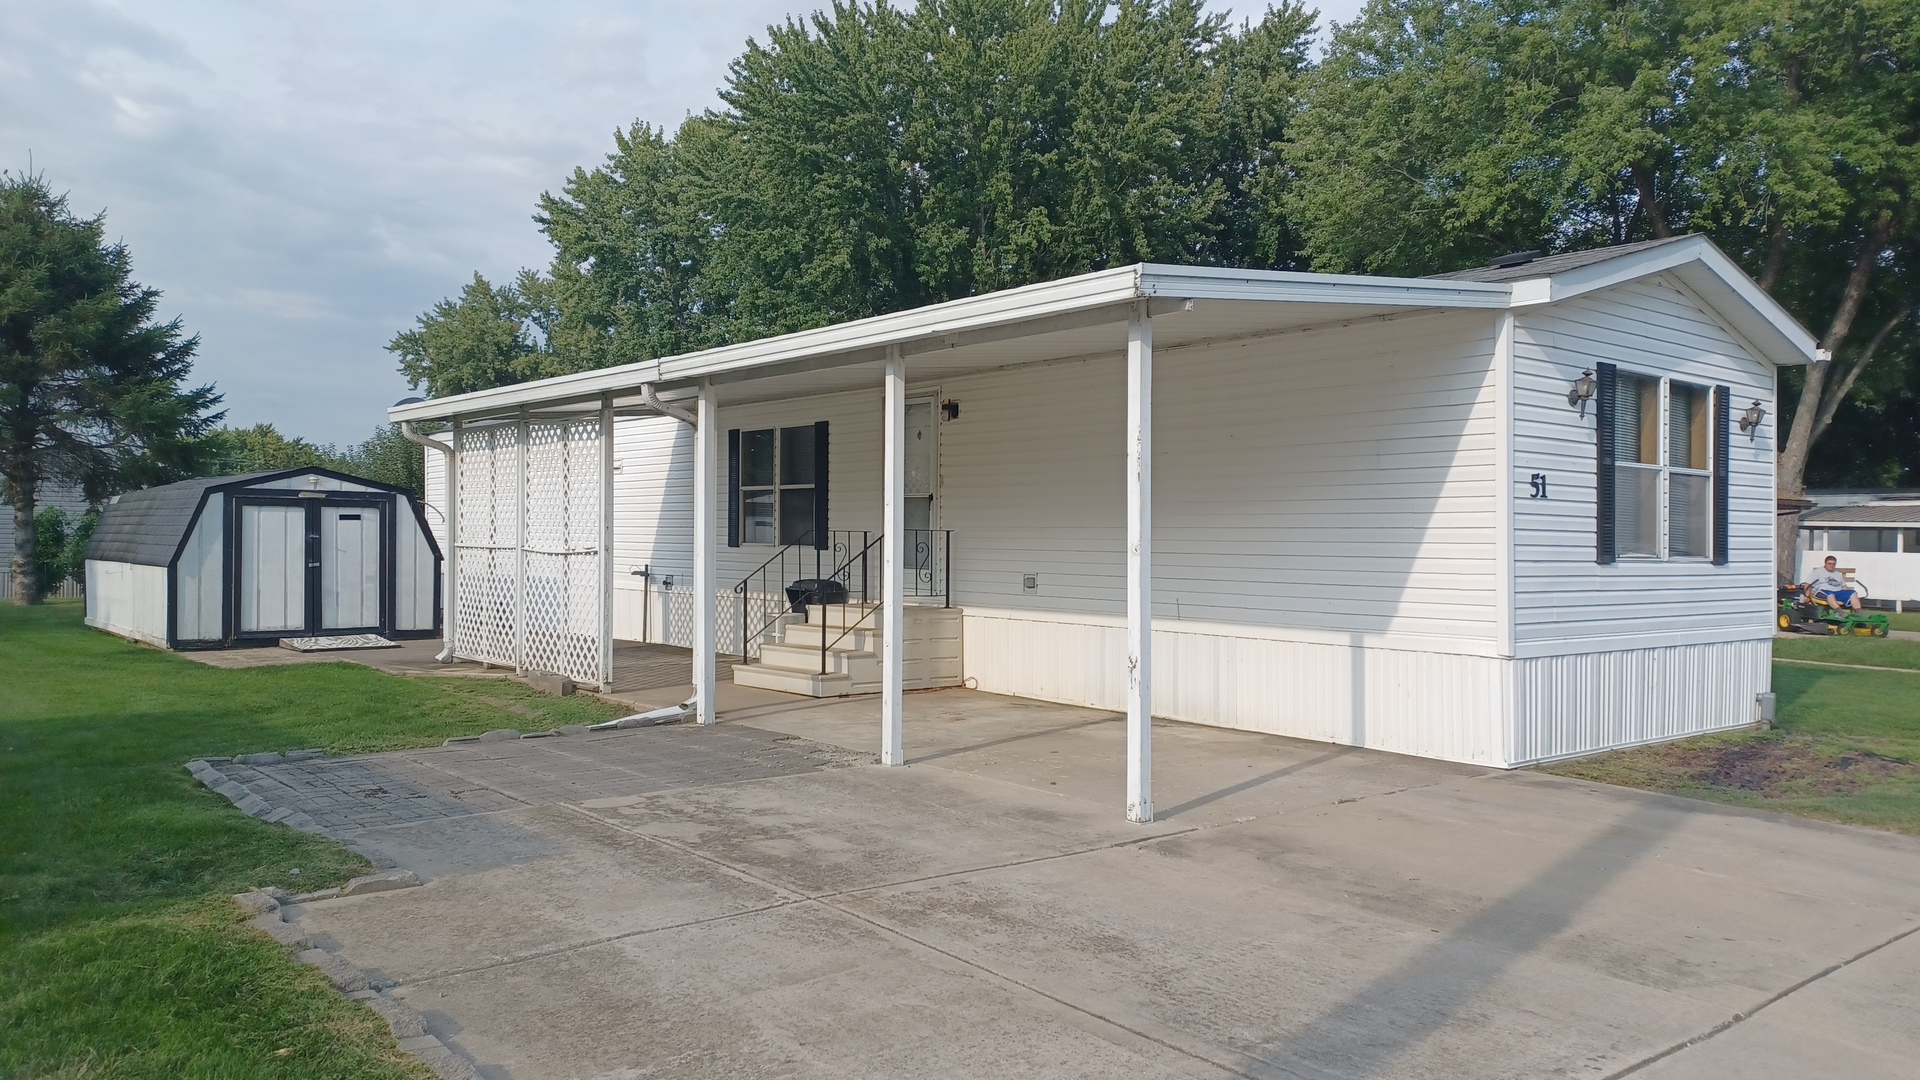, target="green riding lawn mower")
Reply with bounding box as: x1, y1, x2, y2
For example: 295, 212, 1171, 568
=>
1777, 584, 1891, 637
